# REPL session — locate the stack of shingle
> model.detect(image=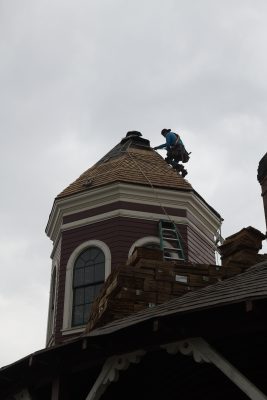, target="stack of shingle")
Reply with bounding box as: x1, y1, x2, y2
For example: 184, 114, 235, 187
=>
86, 247, 243, 332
